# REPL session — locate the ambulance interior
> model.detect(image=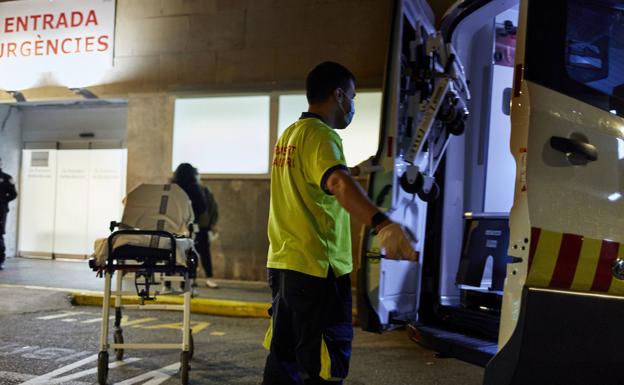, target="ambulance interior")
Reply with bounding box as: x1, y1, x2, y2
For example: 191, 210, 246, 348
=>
420, 2, 520, 364
359, 0, 522, 367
